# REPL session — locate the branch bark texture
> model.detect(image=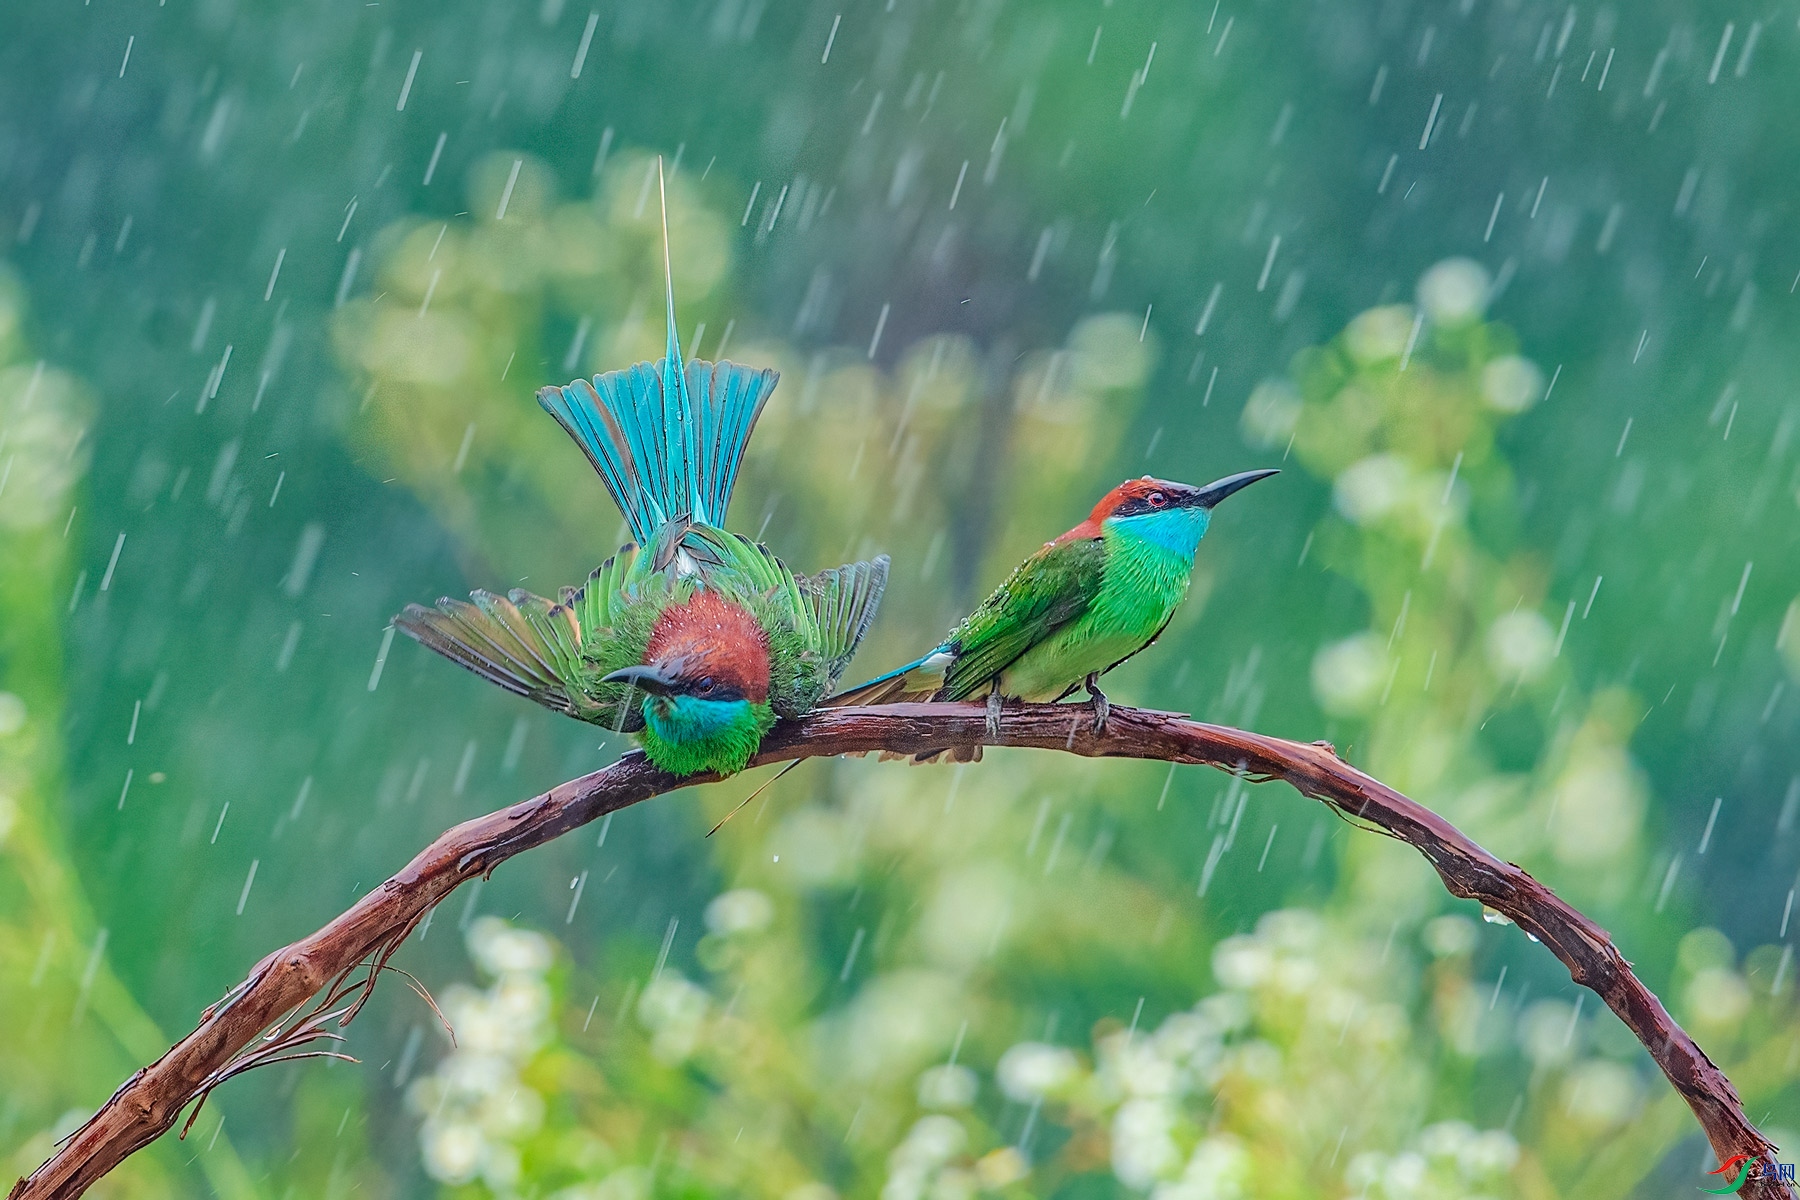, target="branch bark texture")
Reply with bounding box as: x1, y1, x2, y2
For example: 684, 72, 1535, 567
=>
11, 704, 1791, 1199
